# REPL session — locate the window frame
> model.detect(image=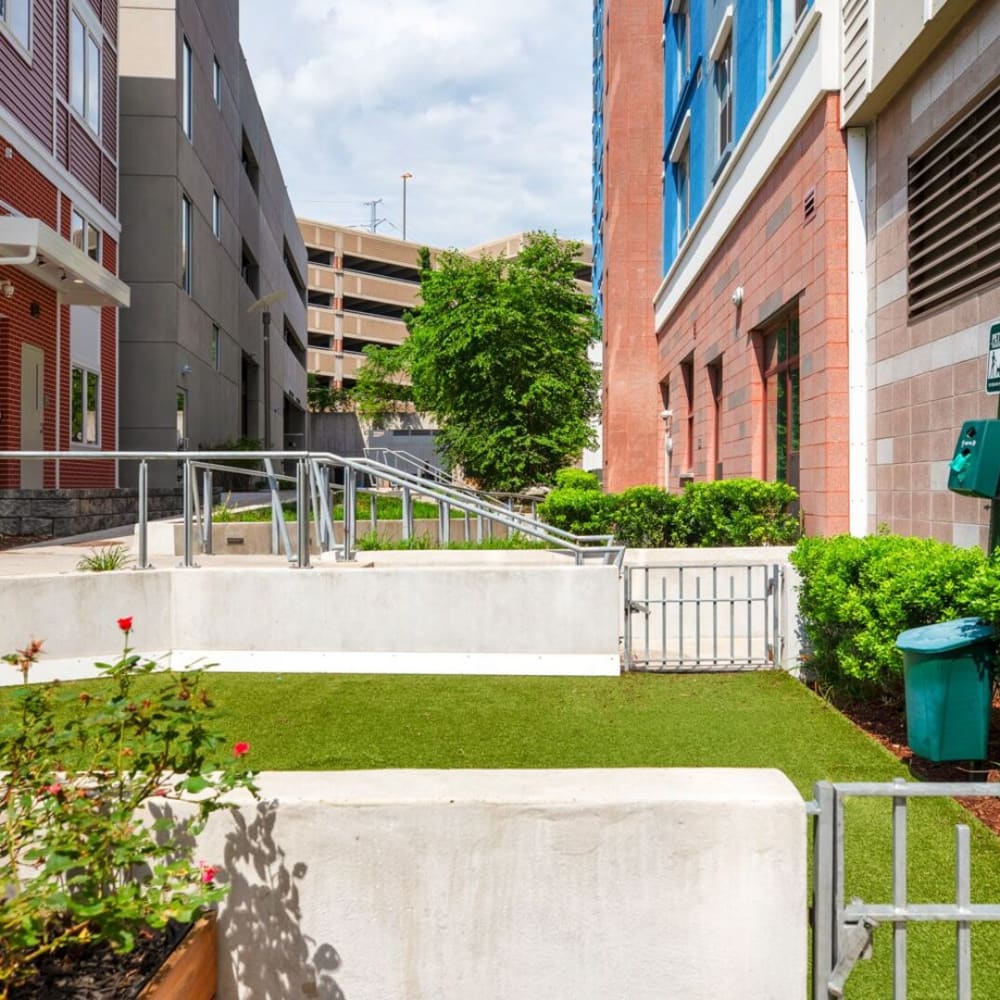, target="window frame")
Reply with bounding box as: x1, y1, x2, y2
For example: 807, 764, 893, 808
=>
714, 35, 733, 163
71, 208, 101, 263
180, 194, 193, 295
71, 364, 100, 447
759, 310, 800, 489
0, 0, 31, 52
211, 324, 221, 370
69, 7, 101, 134
212, 56, 222, 107
182, 37, 193, 140
212, 190, 221, 240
